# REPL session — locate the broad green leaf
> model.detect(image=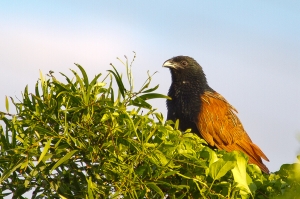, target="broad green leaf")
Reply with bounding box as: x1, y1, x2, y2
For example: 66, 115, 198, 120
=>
148, 150, 169, 166
231, 152, 251, 194
135, 165, 148, 176
209, 153, 236, 180
246, 172, 257, 193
